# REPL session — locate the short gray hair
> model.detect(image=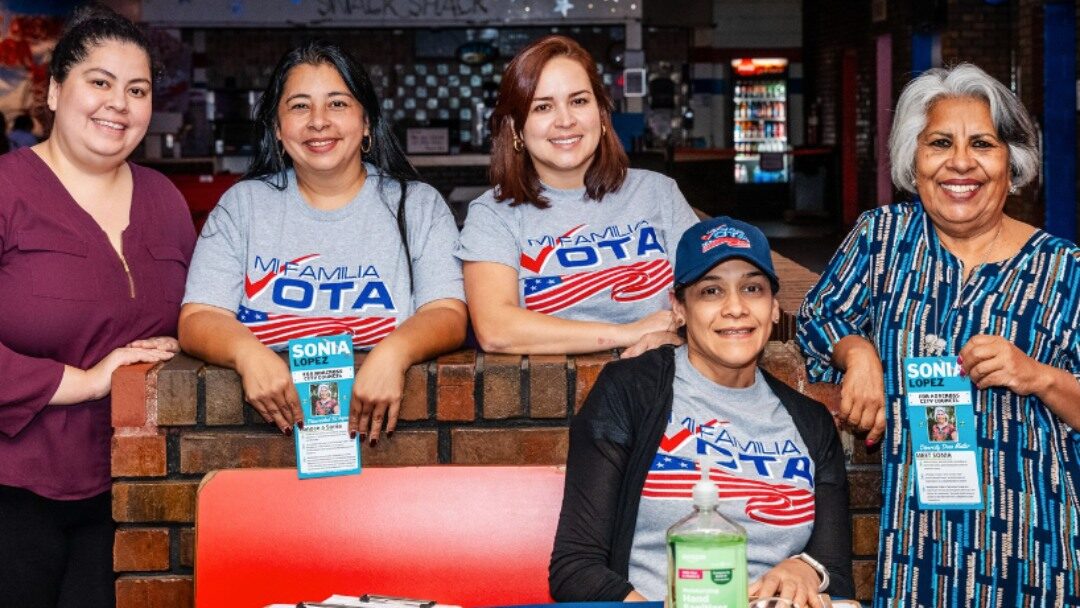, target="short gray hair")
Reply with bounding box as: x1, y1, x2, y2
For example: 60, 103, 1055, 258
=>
889, 63, 1039, 194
